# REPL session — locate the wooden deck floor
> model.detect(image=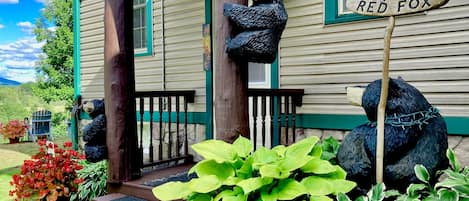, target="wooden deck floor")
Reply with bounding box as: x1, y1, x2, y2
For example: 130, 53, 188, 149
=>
106, 163, 195, 201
